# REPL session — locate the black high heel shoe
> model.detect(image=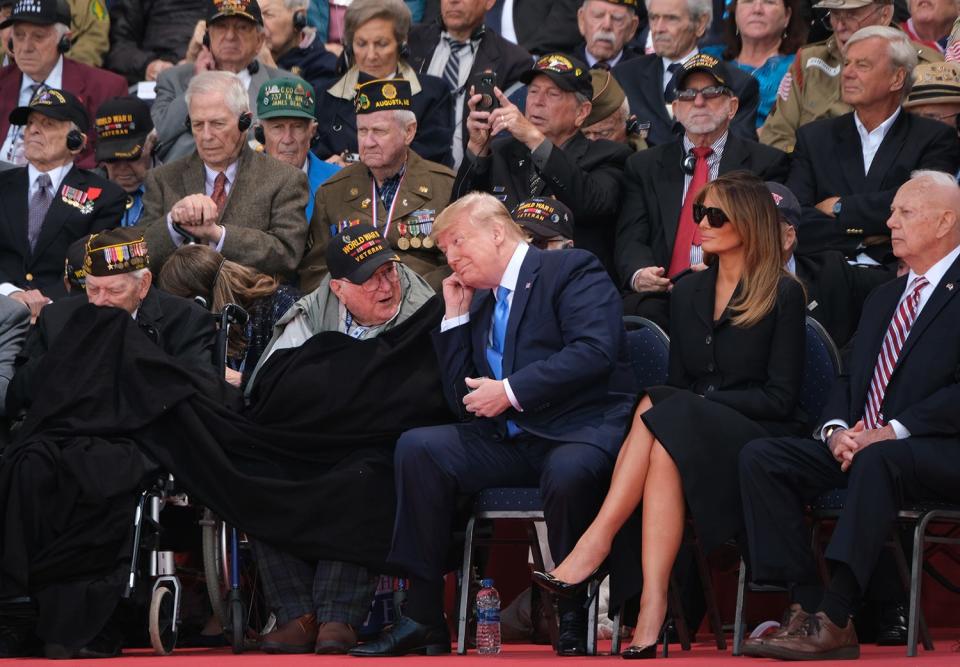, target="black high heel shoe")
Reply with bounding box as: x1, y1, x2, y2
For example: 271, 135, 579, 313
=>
531, 565, 608, 599
621, 619, 670, 660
